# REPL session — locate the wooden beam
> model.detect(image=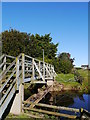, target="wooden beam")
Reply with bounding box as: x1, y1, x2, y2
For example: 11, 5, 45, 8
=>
23, 107, 77, 119
32, 58, 34, 80
25, 86, 52, 109
23, 101, 80, 113
29, 86, 52, 108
